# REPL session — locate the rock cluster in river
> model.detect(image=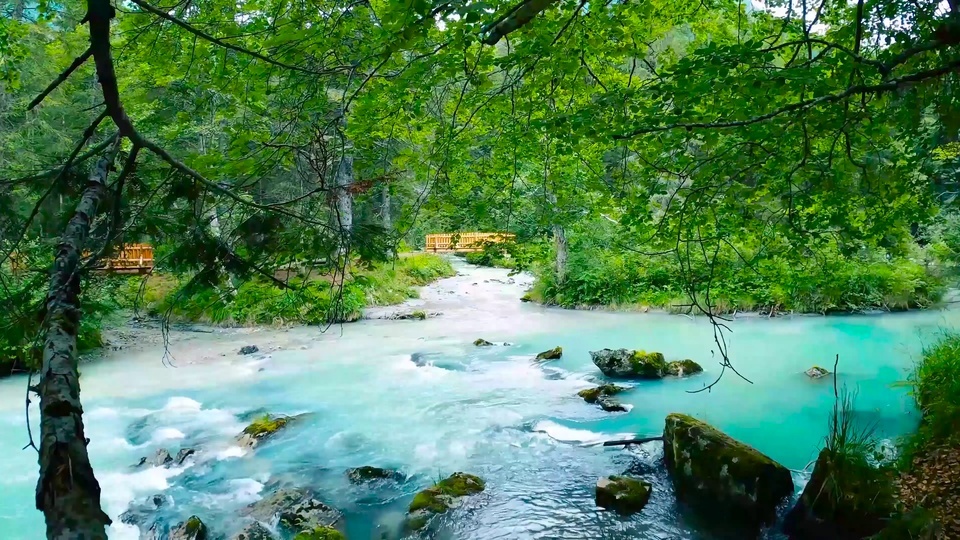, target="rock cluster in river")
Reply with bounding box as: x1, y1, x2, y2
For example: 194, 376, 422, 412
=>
243, 486, 343, 536
406, 472, 485, 531
578, 384, 628, 412
590, 348, 702, 379
663, 413, 793, 527
595, 475, 652, 514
